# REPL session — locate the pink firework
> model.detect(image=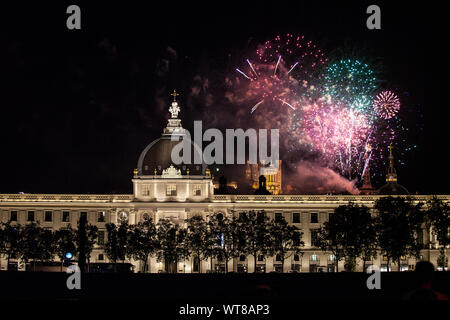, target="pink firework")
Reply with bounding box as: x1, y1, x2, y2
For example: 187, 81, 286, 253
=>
301, 97, 372, 179
373, 91, 400, 119
235, 33, 327, 114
